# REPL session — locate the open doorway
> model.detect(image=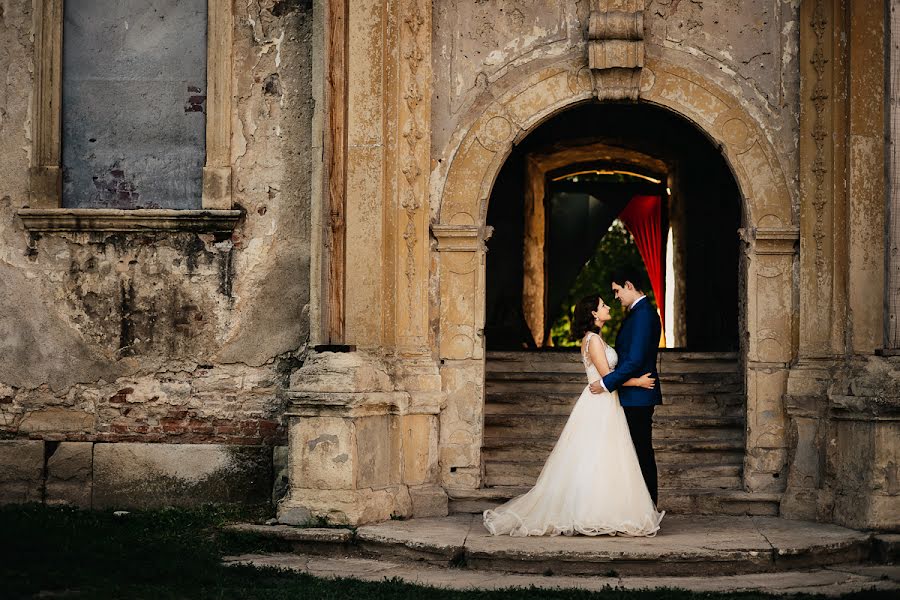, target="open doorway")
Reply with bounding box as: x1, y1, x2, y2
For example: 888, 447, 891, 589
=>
484, 102, 741, 352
